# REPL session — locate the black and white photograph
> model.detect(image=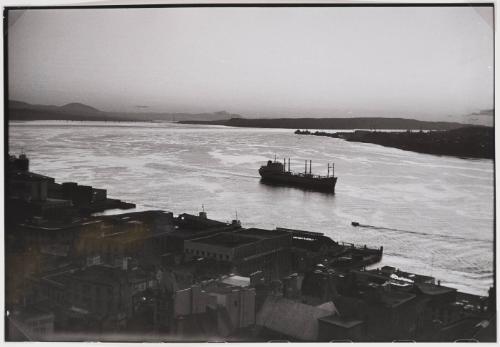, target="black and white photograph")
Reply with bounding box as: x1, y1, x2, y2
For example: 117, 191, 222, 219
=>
4, 2, 496, 342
